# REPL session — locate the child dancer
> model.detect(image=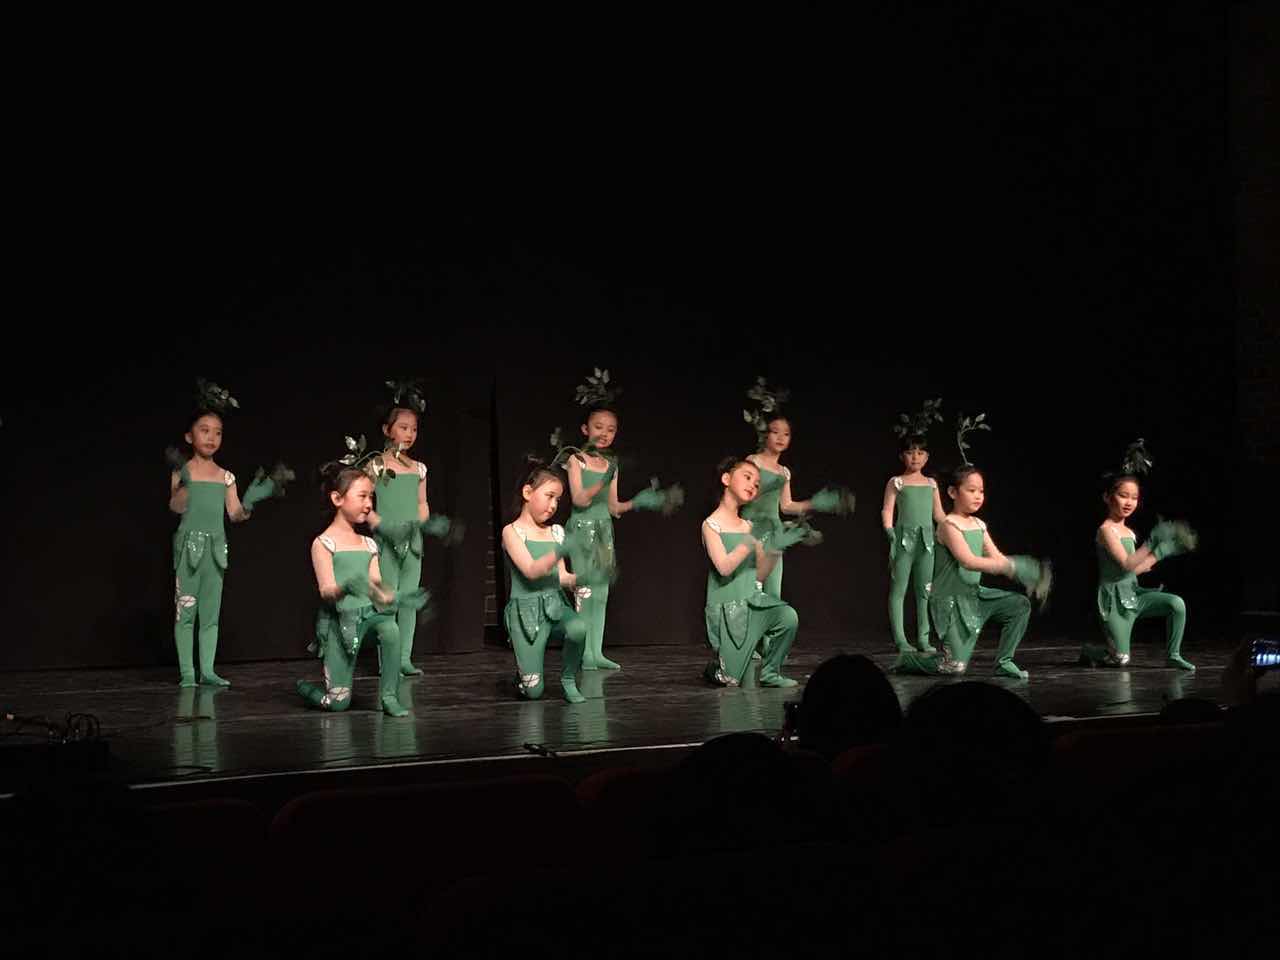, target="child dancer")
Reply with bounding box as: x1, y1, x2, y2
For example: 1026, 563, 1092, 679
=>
1079, 439, 1198, 670
297, 458, 427, 717
555, 368, 683, 671
367, 379, 443, 678
741, 377, 855, 600
169, 379, 291, 688
881, 399, 946, 654
928, 415, 1052, 679
502, 459, 609, 703
702, 457, 812, 688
